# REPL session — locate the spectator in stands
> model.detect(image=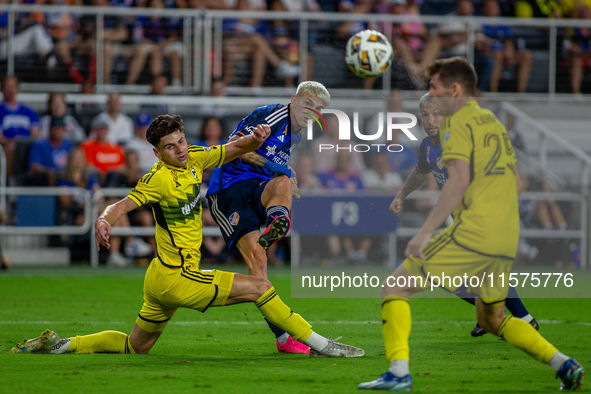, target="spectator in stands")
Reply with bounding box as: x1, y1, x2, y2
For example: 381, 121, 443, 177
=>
139, 74, 169, 115
565, 5, 591, 94
125, 112, 158, 174
92, 93, 134, 145
125, 0, 183, 86
319, 150, 364, 191
381, 0, 441, 87
515, 0, 562, 18
31, 0, 84, 84
201, 201, 234, 265
40, 92, 85, 142
312, 115, 366, 174
27, 116, 73, 186
221, 0, 300, 87
56, 148, 100, 259
77, 0, 129, 85
482, 0, 533, 93
81, 118, 126, 177
0, 14, 54, 61
319, 150, 371, 264
336, 0, 376, 39
195, 116, 226, 147
295, 153, 321, 191
194, 116, 226, 186
104, 150, 155, 260
438, 0, 495, 92
362, 152, 403, 192
0, 75, 41, 177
